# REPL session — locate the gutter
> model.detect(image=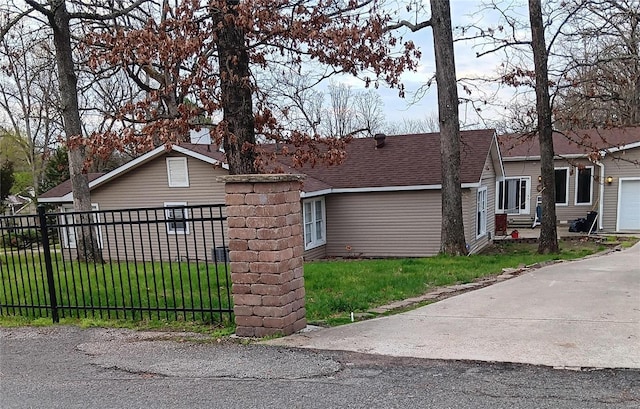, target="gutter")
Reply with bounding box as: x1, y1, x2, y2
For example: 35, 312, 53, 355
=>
300, 183, 481, 198
596, 161, 605, 230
